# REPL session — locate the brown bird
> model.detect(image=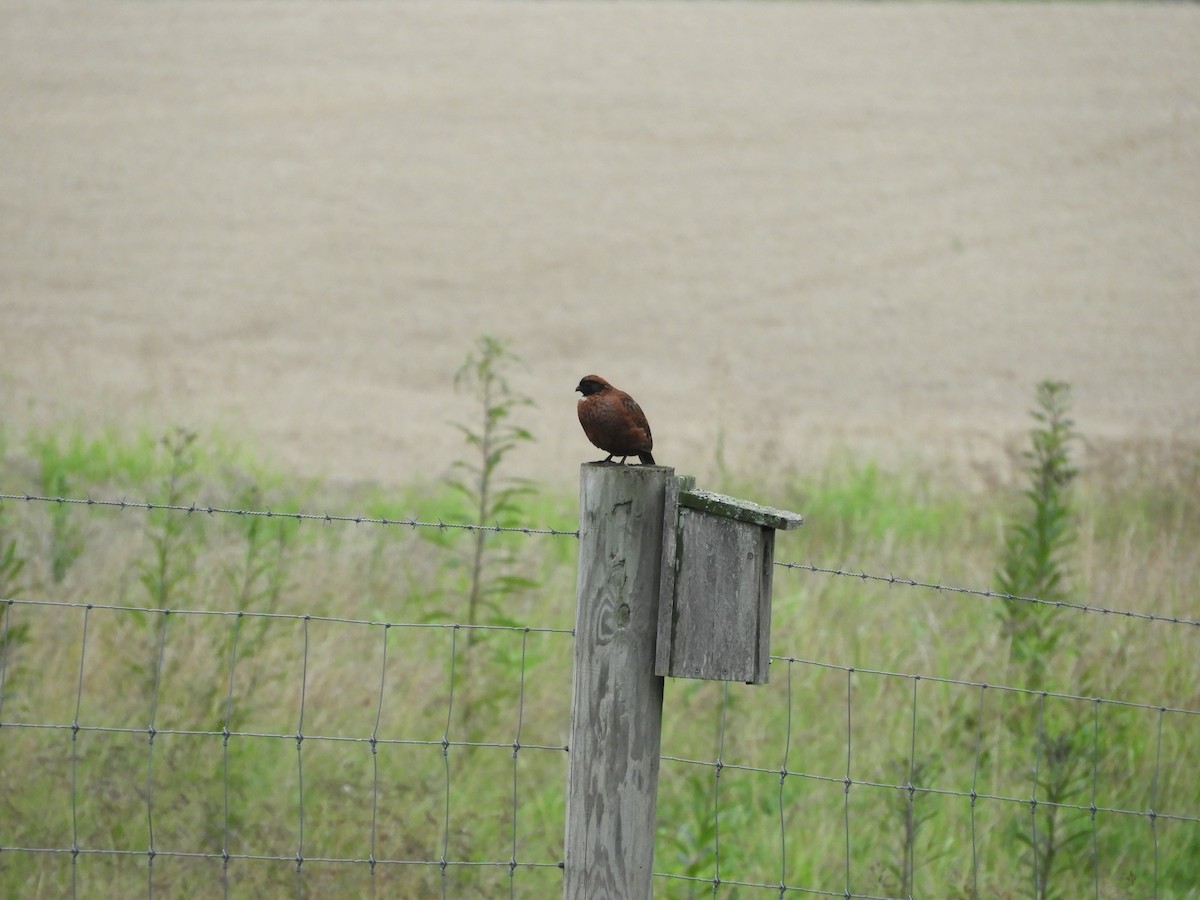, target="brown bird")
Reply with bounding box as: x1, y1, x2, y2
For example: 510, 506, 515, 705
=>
576, 375, 656, 465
